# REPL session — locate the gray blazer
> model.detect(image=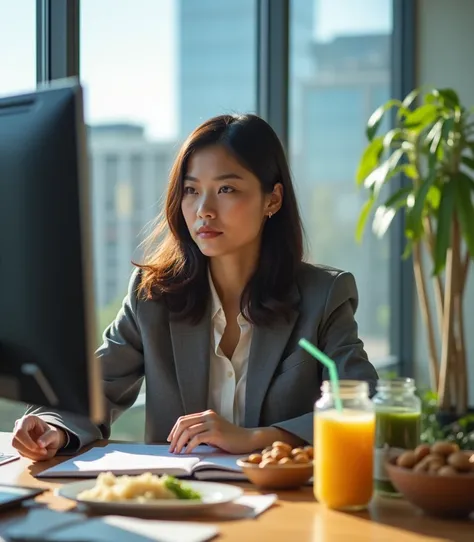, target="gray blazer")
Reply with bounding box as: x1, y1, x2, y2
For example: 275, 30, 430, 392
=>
27, 263, 378, 451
